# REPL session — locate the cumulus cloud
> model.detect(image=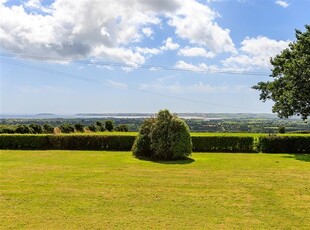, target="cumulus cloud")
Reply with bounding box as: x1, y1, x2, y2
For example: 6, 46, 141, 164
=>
222, 36, 290, 70
142, 27, 154, 37
135, 47, 162, 55
178, 46, 215, 58
0, 0, 175, 66
160, 37, 180, 51
0, 0, 235, 67
175, 60, 209, 72
275, 0, 290, 8
167, 0, 236, 54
